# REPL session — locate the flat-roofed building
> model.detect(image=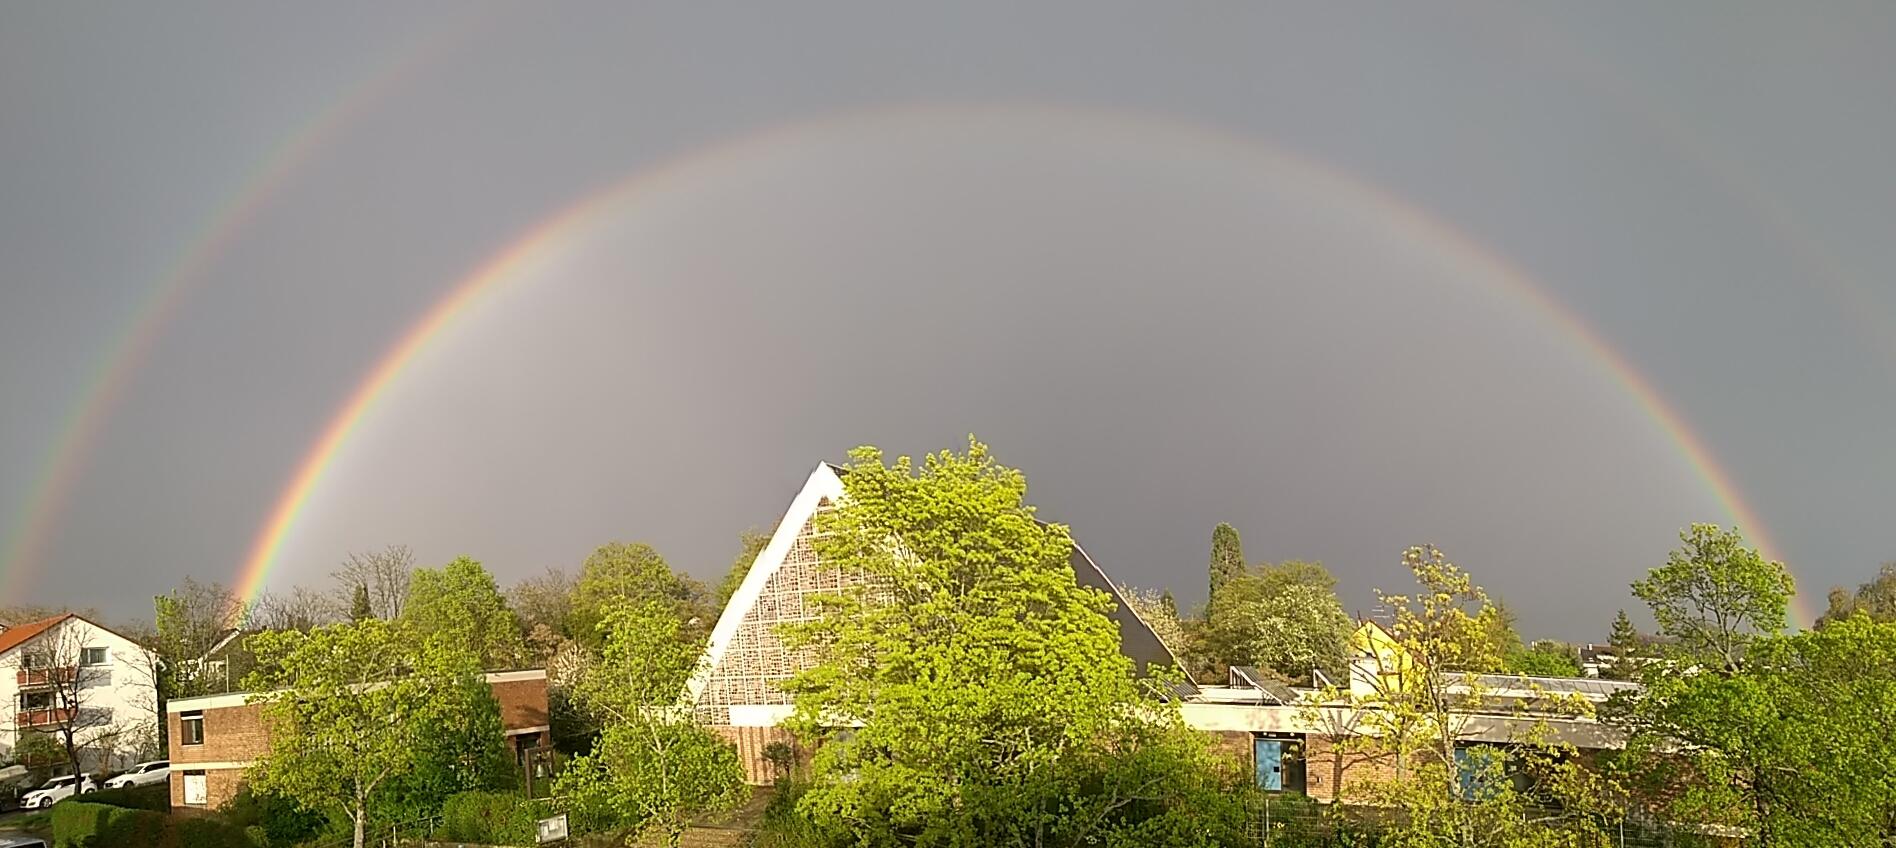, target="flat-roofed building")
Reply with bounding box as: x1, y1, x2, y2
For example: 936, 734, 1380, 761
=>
164, 669, 549, 810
